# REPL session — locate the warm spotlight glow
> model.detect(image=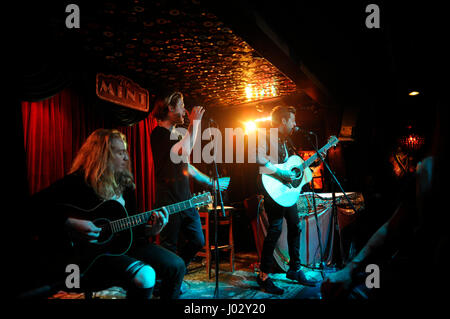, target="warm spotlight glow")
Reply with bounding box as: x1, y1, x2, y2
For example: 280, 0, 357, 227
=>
254, 116, 272, 122
409, 91, 420, 96
271, 85, 277, 97
245, 83, 278, 101
244, 121, 257, 134
245, 85, 253, 100
242, 116, 271, 134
